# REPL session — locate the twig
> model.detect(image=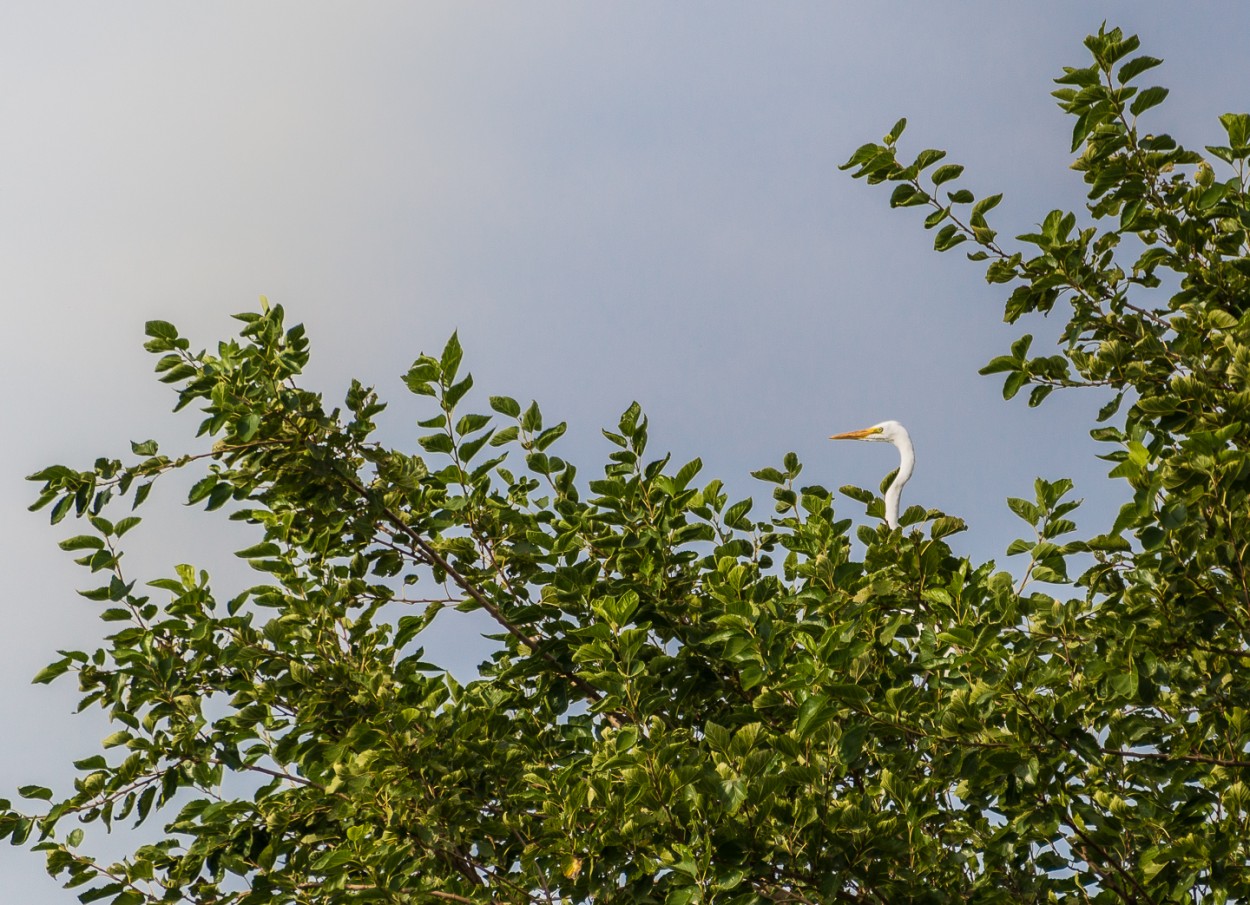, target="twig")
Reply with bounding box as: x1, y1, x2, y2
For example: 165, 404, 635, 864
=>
334, 470, 621, 728
1070, 820, 1155, 905
1100, 746, 1250, 769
